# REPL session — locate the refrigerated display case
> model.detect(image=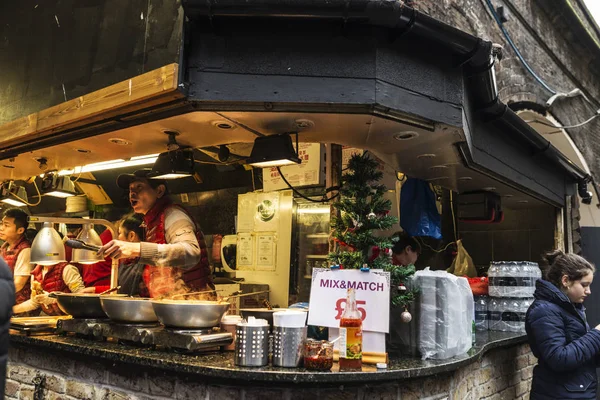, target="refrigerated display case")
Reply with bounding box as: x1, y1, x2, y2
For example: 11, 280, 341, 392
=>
296, 203, 331, 302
